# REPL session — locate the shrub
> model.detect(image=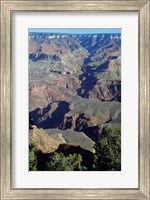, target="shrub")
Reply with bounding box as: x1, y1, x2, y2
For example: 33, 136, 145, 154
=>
29, 143, 37, 171
93, 127, 121, 171
46, 152, 86, 171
